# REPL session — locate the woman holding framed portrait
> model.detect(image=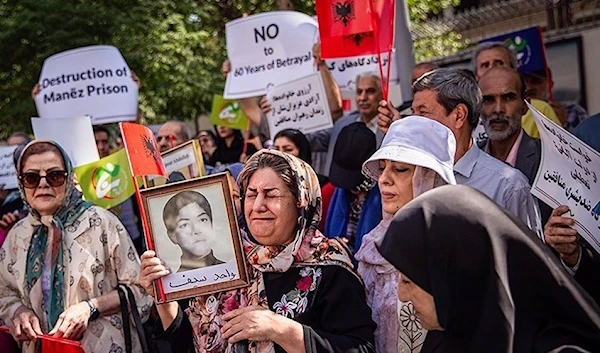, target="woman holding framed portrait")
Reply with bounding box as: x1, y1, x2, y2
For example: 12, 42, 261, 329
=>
140, 150, 375, 353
